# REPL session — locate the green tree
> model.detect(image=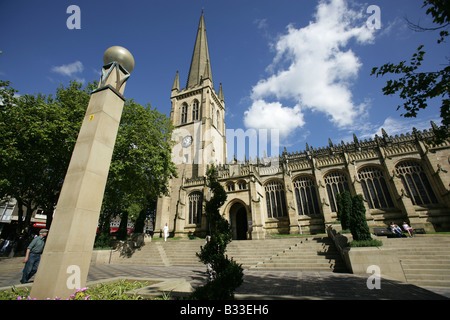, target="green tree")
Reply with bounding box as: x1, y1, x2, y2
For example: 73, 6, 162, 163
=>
37, 81, 95, 229
336, 191, 352, 230
0, 80, 91, 233
1, 80, 176, 240
349, 195, 372, 241
191, 165, 243, 300
133, 197, 156, 234
371, 0, 449, 143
